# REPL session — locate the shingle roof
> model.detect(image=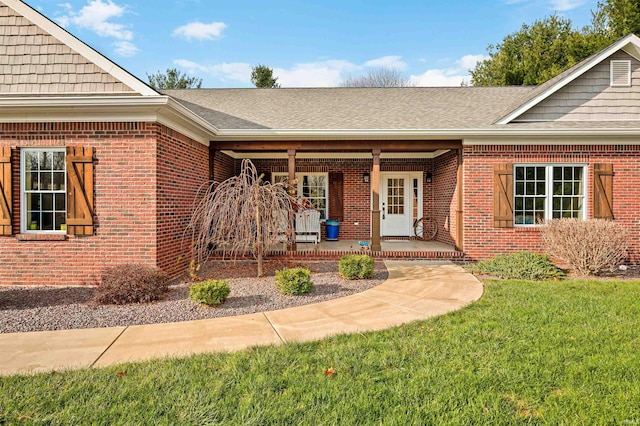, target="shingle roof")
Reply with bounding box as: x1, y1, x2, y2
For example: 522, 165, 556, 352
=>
162, 87, 534, 130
